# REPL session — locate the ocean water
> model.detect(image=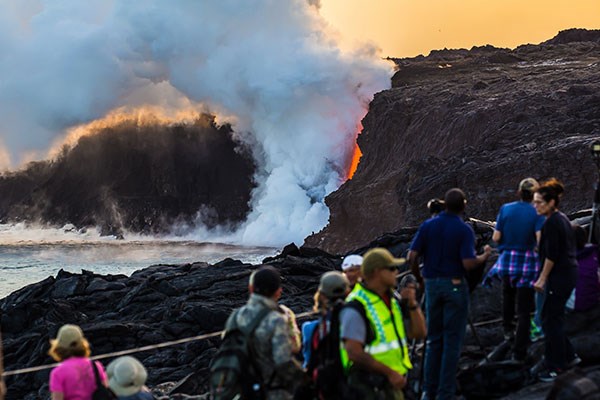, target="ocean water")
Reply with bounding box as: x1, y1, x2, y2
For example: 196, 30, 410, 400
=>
0, 224, 277, 299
